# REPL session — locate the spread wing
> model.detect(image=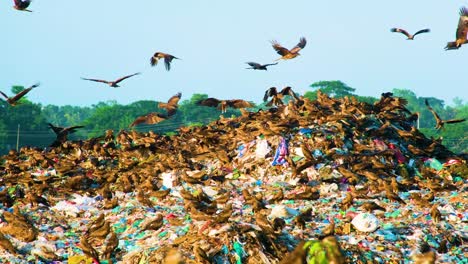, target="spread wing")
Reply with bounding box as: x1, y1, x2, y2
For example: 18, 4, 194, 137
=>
164, 54, 179, 71
64, 125, 85, 134
81, 77, 109, 84
130, 113, 167, 127
114, 72, 140, 84
226, 99, 254, 108
0, 91, 9, 100
167, 92, 182, 106
413, 28, 430, 37
271, 41, 291, 56
456, 7, 468, 41
425, 99, 442, 123
150, 53, 161, 66
445, 118, 466, 124
263, 87, 277, 101
246, 62, 261, 68
10, 86, 35, 102
391, 28, 411, 38
48, 123, 64, 135
280, 86, 300, 101
263, 62, 278, 67
196, 98, 221, 107
289, 37, 306, 54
